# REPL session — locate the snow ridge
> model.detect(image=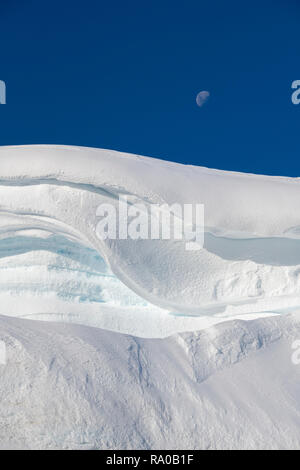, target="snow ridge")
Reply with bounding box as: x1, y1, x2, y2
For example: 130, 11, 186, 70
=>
1, 145, 300, 335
